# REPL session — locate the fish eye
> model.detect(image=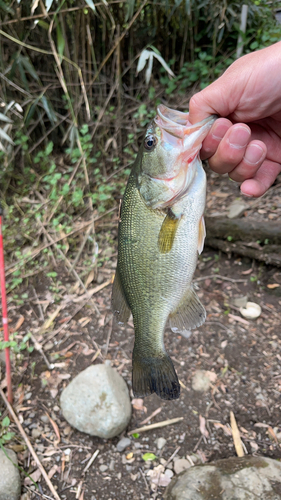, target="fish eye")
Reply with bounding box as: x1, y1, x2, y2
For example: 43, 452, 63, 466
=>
144, 135, 157, 151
